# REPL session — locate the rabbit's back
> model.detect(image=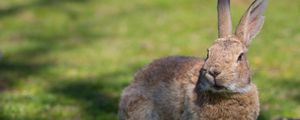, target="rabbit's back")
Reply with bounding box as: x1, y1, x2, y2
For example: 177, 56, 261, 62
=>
118, 56, 204, 120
